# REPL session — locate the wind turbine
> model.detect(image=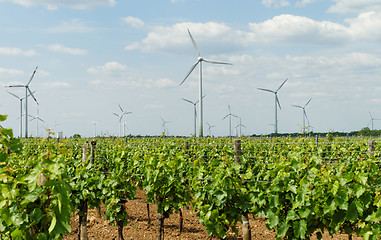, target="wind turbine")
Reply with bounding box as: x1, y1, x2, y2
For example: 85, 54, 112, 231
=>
180, 29, 232, 137
236, 116, 246, 137
30, 109, 45, 138
181, 95, 205, 137
258, 78, 288, 134
368, 112, 380, 131
6, 90, 34, 138
160, 117, 170, 136
292, 98, 311, 134
113, 104, 131, 137
206, 122, 215, 136
222, 105, 238, 138
5, 66, 39, 138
